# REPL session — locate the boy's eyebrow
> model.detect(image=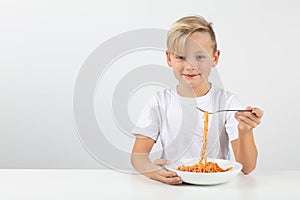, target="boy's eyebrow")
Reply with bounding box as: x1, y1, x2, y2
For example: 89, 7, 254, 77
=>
171, 52, 184, 56
171, 50, 207, 56
195, 50, 206, 53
